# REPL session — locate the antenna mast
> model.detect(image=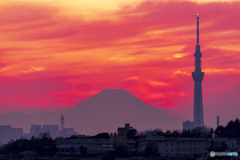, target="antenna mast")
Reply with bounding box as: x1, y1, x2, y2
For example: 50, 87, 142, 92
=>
197, 14, 200, 45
